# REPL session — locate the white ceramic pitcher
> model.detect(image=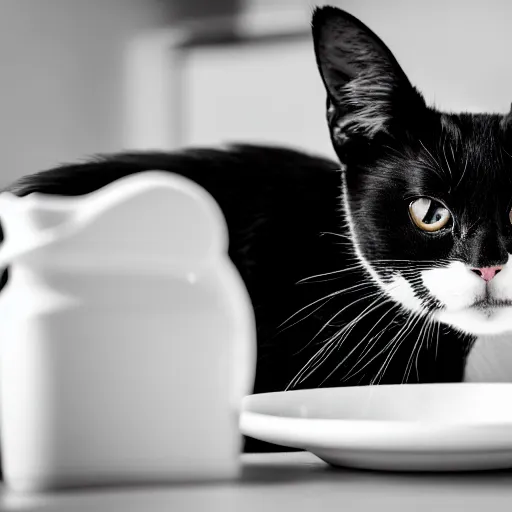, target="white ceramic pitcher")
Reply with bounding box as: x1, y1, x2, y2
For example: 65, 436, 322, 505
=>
0, 171, 256, 492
